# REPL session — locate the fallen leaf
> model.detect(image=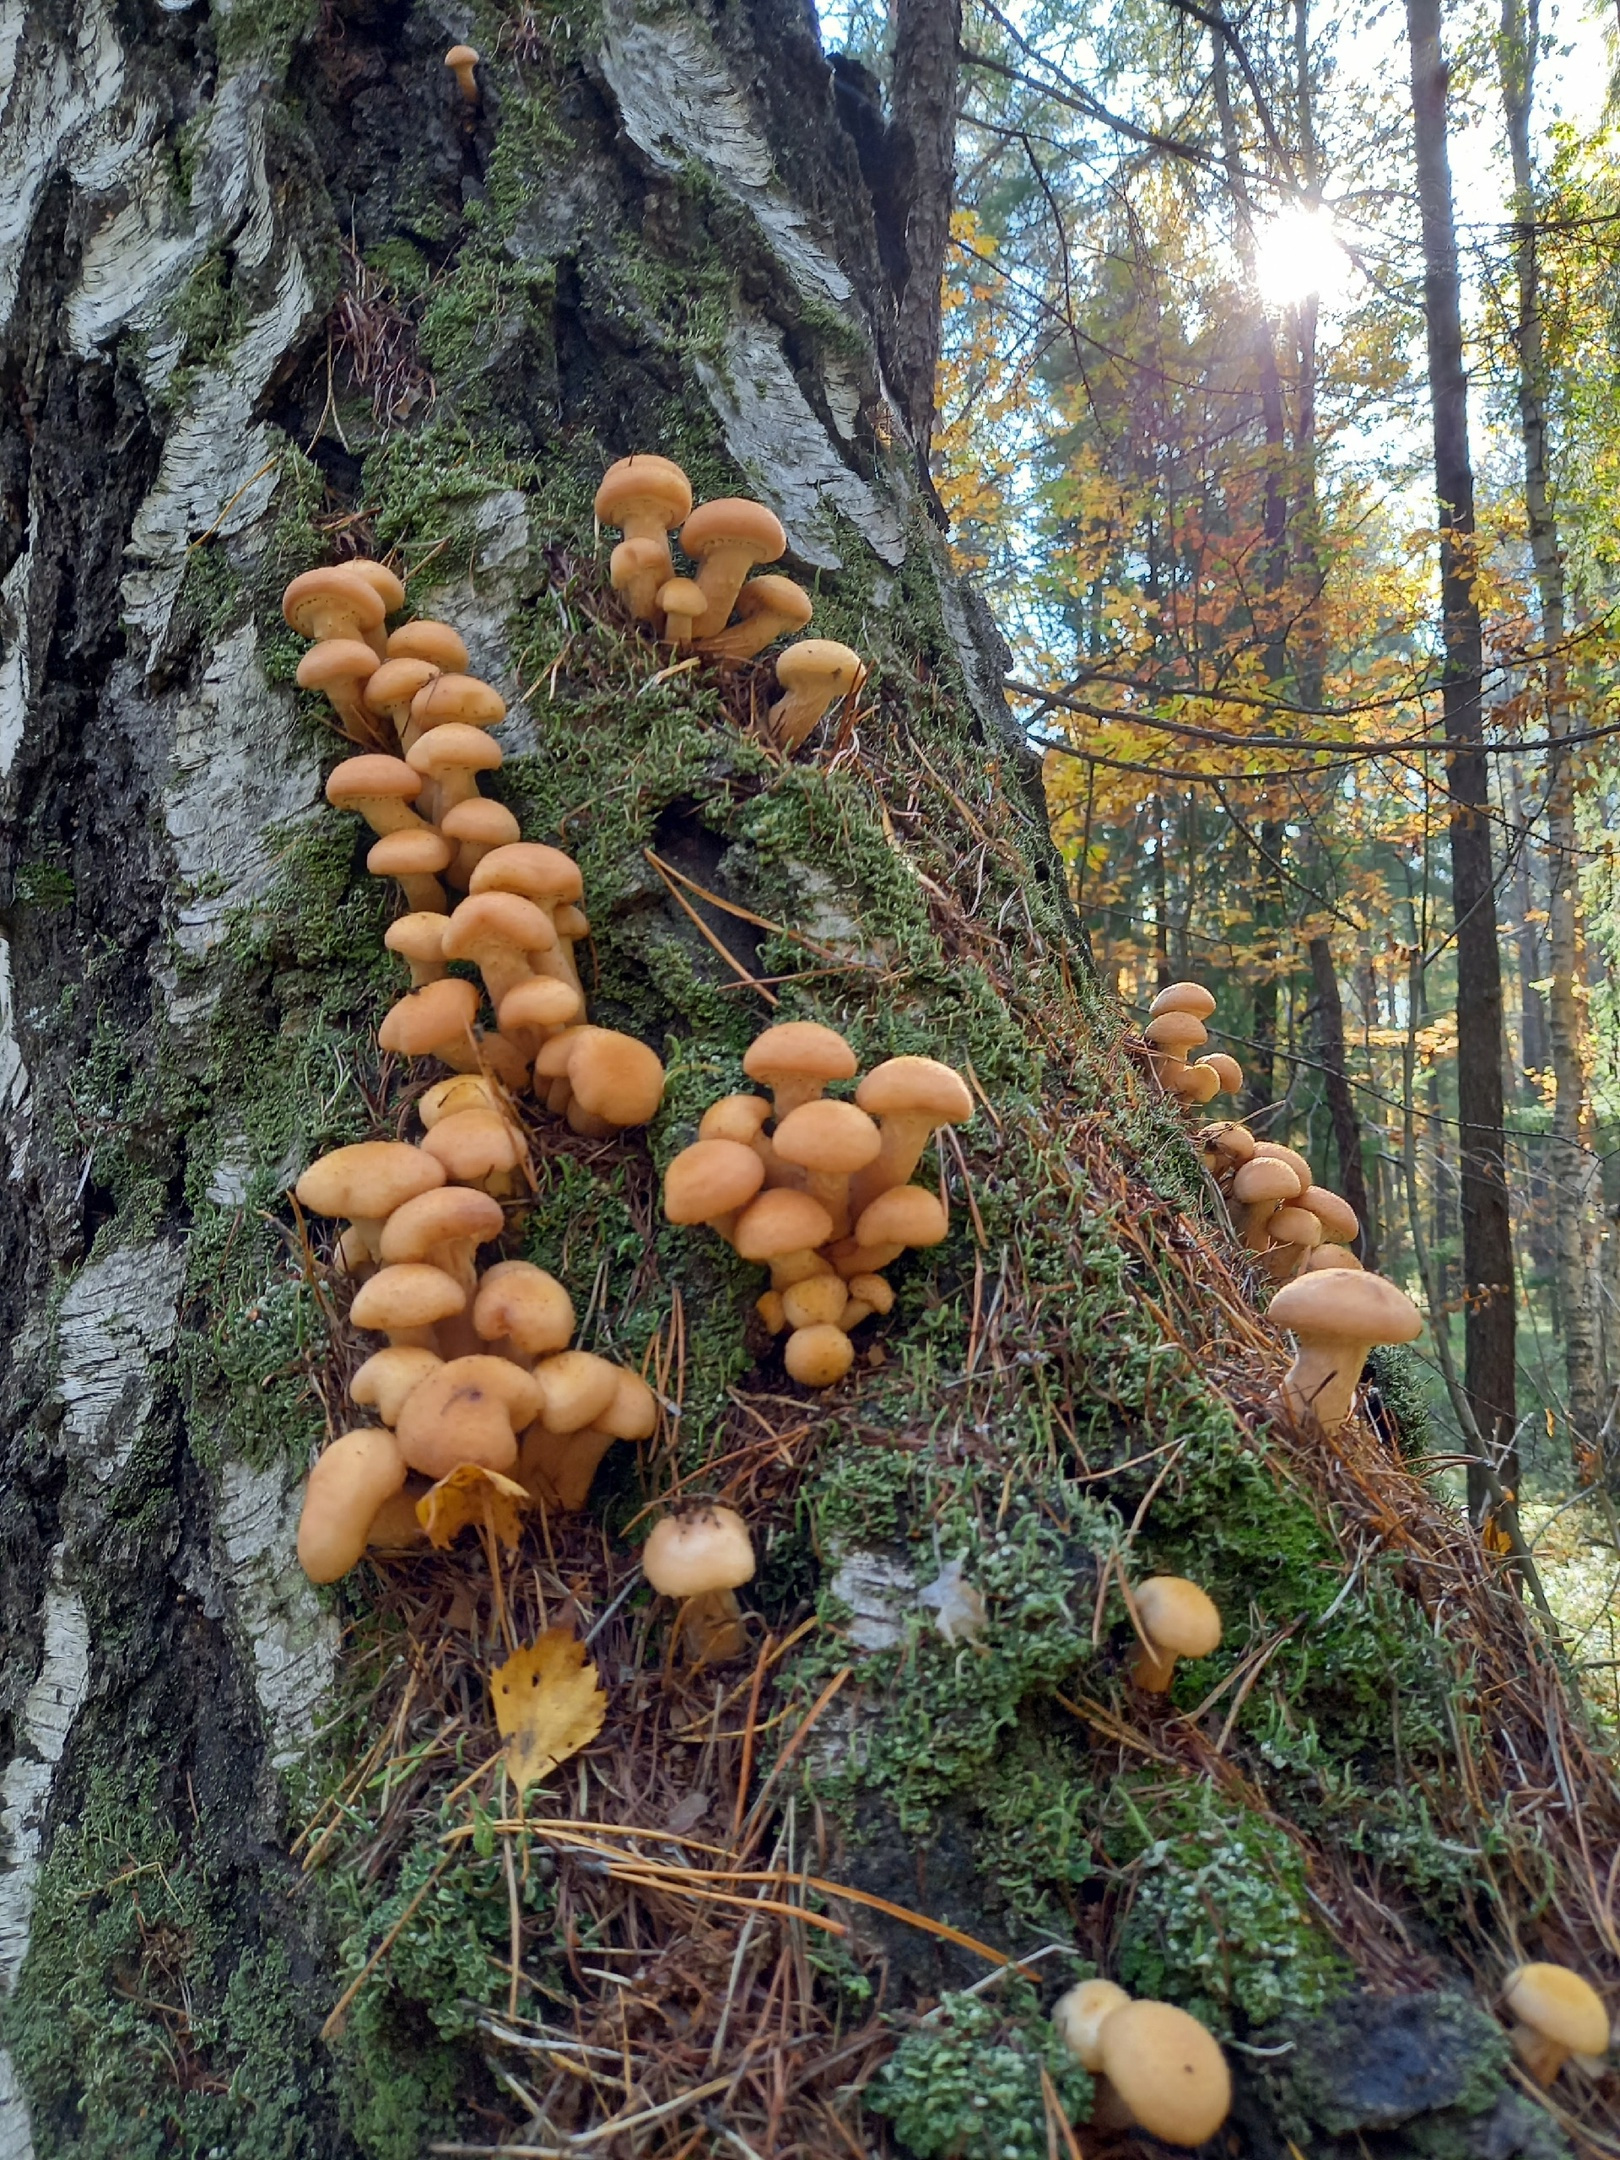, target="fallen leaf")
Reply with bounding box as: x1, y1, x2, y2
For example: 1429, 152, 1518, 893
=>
416, 1464, 531, 1551
491, 1628, 607, 1793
